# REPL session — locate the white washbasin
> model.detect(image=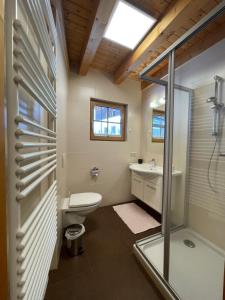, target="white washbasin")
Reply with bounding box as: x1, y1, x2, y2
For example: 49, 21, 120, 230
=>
129, 163, 182, 176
